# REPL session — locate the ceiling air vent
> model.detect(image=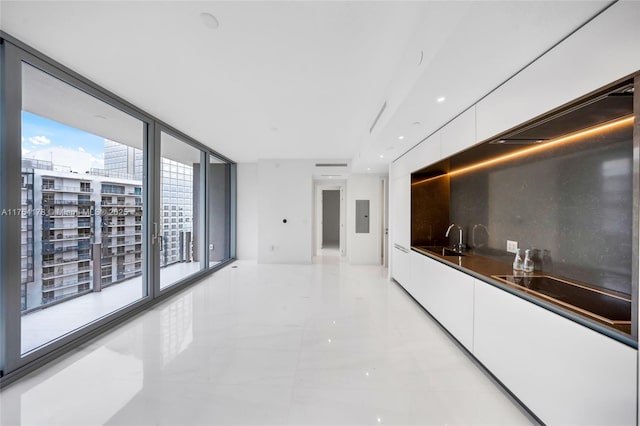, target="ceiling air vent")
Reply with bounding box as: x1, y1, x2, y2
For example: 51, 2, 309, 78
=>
369, 101, 387, 134
315, 163, 348, 167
